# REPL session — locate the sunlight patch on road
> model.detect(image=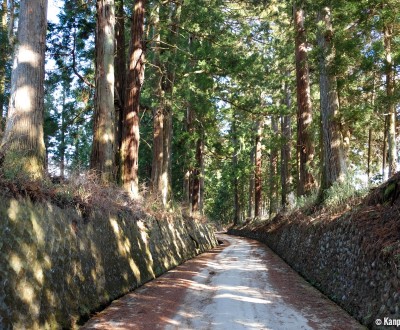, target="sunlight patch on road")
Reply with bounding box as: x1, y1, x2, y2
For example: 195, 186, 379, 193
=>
214, 293, 271, 305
